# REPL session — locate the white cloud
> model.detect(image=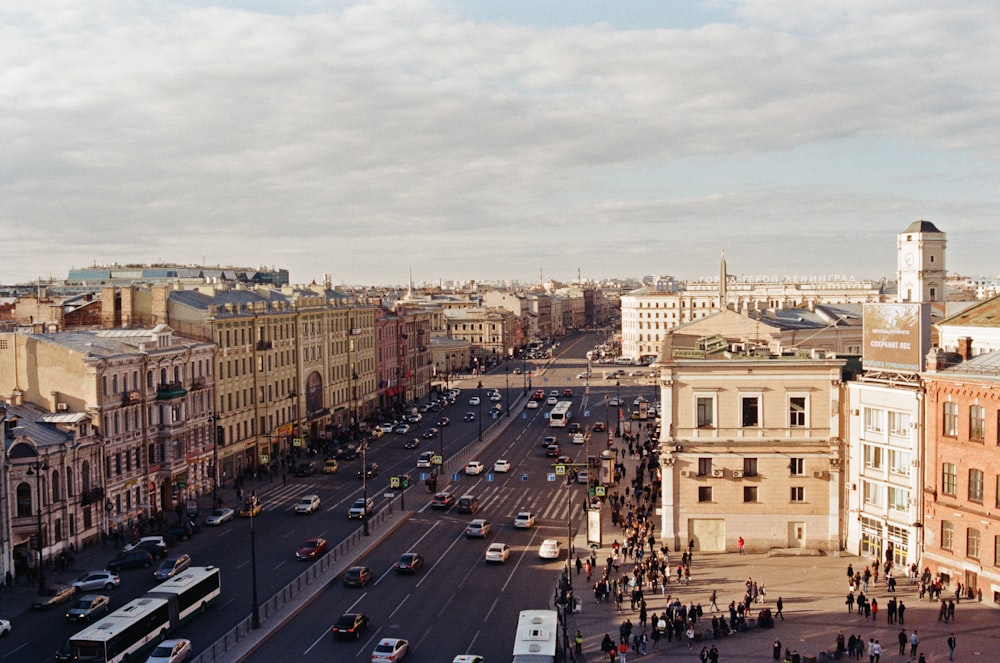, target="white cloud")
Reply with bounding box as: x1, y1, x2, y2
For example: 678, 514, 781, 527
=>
1, 0, 998, 285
